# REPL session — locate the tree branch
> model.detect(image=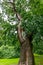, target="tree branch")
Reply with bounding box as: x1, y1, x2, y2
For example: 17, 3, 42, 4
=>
7, 1, 21, 21
9, 0, 25, 43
